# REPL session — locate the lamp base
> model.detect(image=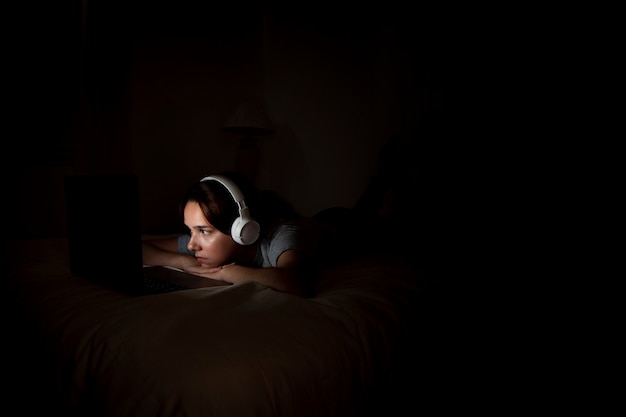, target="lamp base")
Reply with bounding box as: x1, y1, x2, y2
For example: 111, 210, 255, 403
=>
236, 135, 259, 185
